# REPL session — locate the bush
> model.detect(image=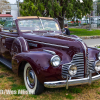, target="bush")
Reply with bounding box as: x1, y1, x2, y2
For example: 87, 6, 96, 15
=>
0, 21, 5, 26
83, 23, 88, 25
68, 23, 79, 26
